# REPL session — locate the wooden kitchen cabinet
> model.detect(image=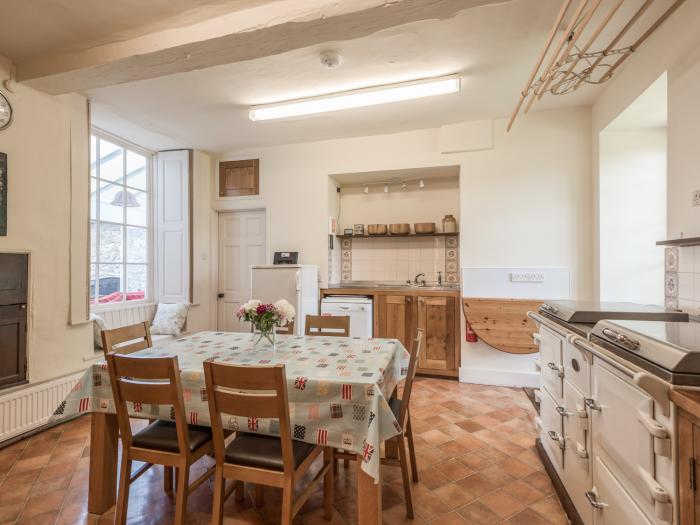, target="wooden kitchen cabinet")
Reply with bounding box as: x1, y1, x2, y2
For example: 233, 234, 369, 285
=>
673, 390, 700, 524
326, 287, 461, 377
376, 294, 416, 351
416, 295, 456, 372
